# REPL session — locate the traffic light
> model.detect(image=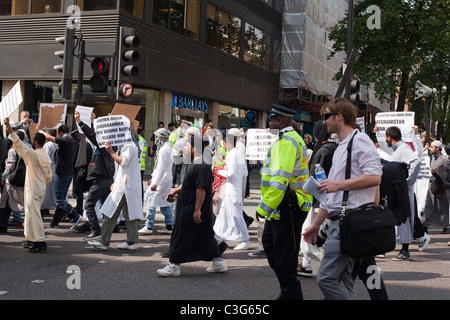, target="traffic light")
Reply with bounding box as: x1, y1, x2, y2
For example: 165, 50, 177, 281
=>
349, 77, 360, 105
118, 27, 140, 81
90, 57, 110, 92
54, 27, 75, 99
